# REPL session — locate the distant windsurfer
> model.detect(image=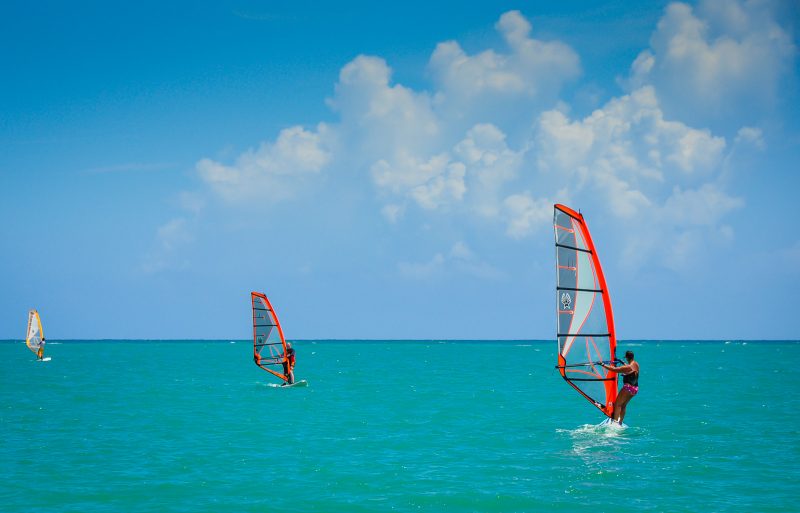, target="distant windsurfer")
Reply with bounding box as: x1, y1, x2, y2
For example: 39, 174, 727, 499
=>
37, 337, 45, 360
600, 350, 639, 424
282, 342, 296, 385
